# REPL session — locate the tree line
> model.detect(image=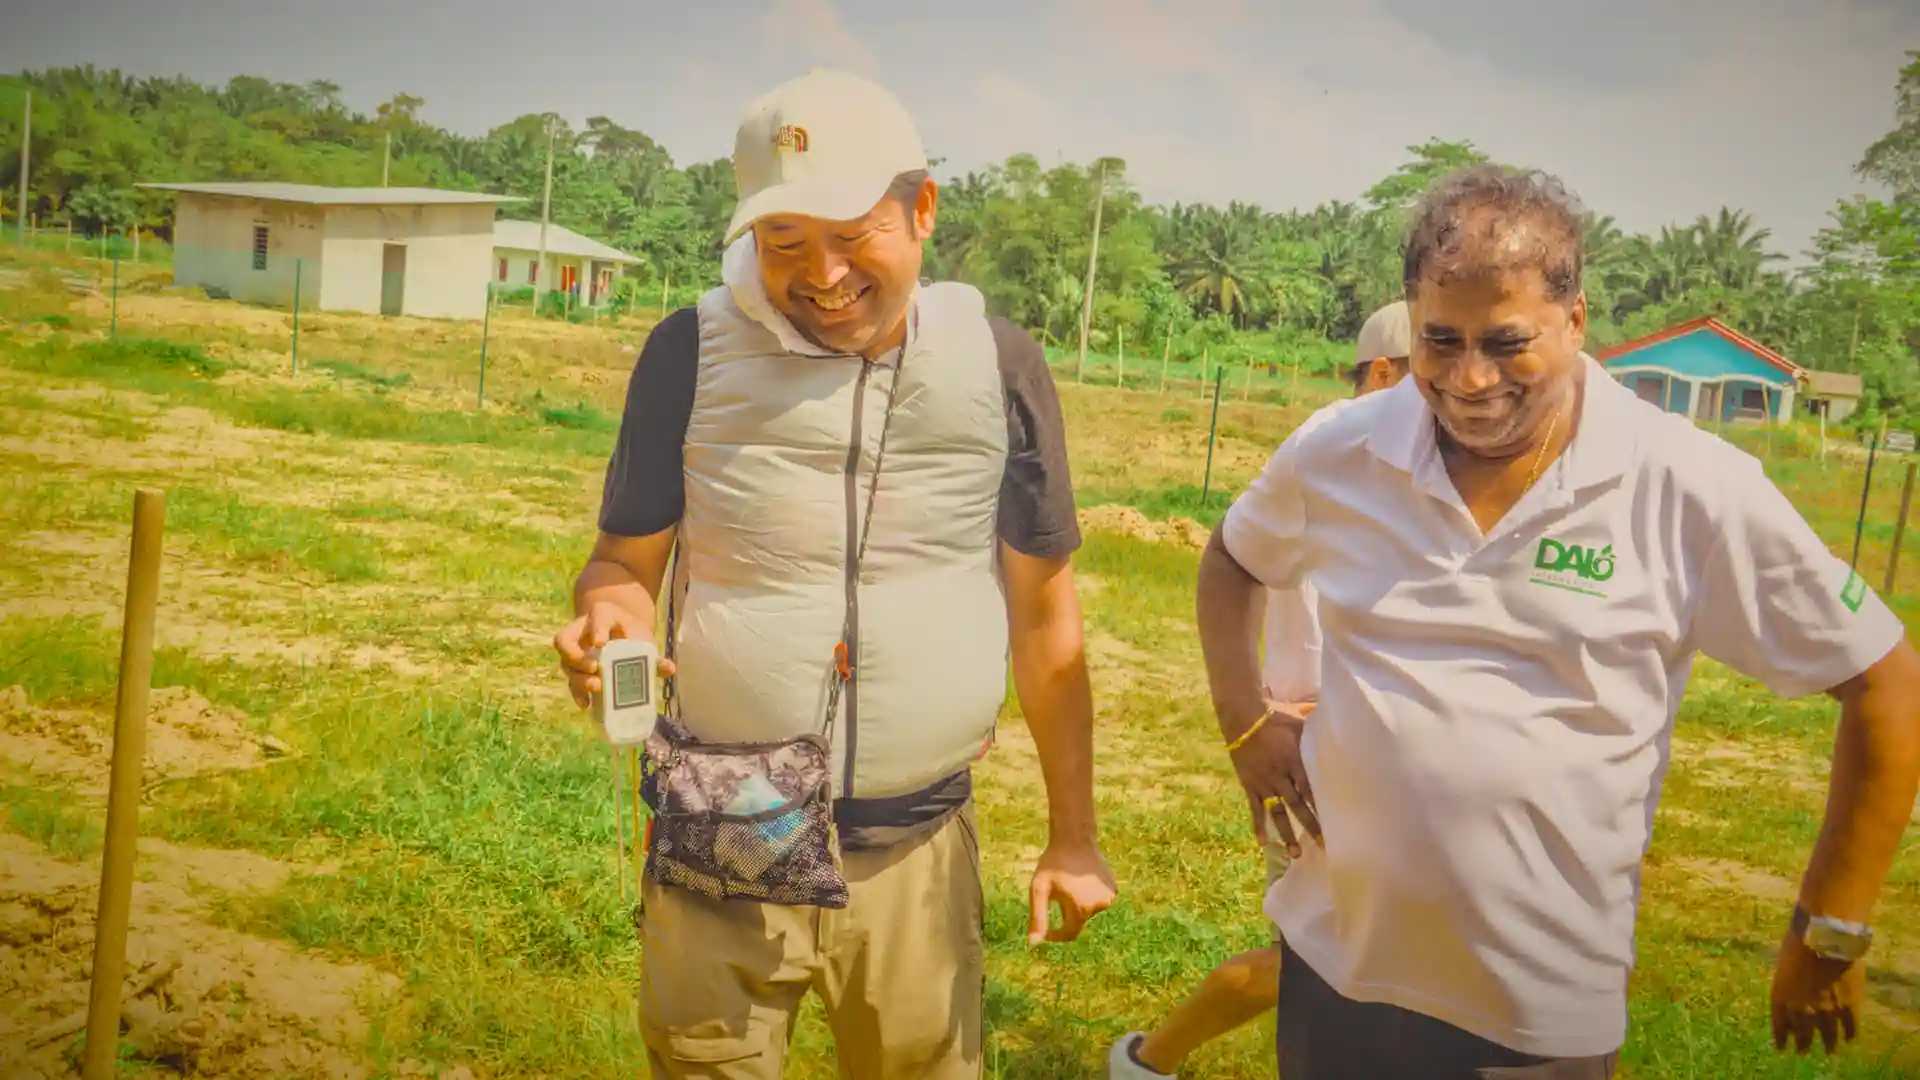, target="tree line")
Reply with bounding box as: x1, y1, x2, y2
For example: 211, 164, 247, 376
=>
0, 56, 1914, 421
